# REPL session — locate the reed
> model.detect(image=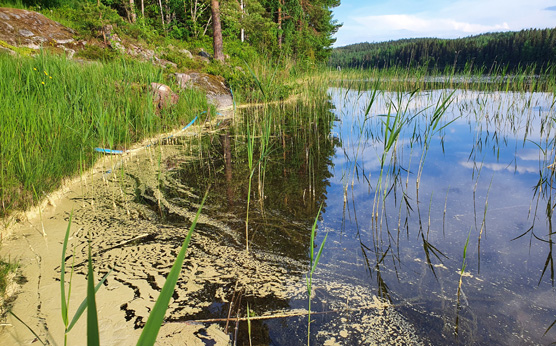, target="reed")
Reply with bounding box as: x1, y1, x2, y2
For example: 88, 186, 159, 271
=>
0, 52, 208, 219
306, 205, 327, 346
